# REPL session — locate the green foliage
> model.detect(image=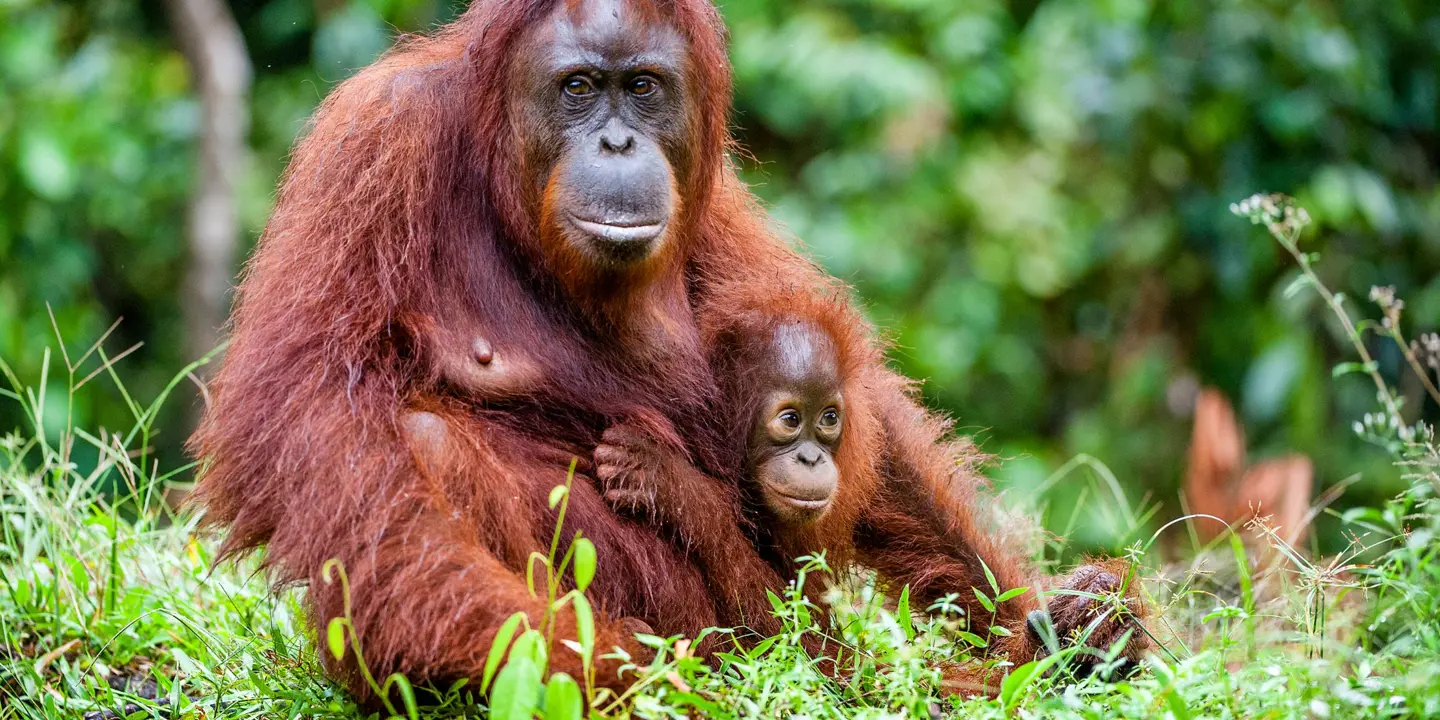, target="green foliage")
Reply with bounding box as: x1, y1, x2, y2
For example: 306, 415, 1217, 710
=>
1234, 193, 1440, 666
